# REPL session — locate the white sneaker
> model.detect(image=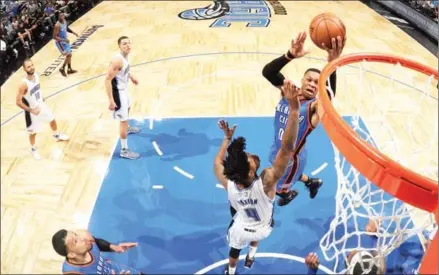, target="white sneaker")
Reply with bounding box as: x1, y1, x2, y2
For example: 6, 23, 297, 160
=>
31, 149, 41, 160
54, 133, 69, 141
